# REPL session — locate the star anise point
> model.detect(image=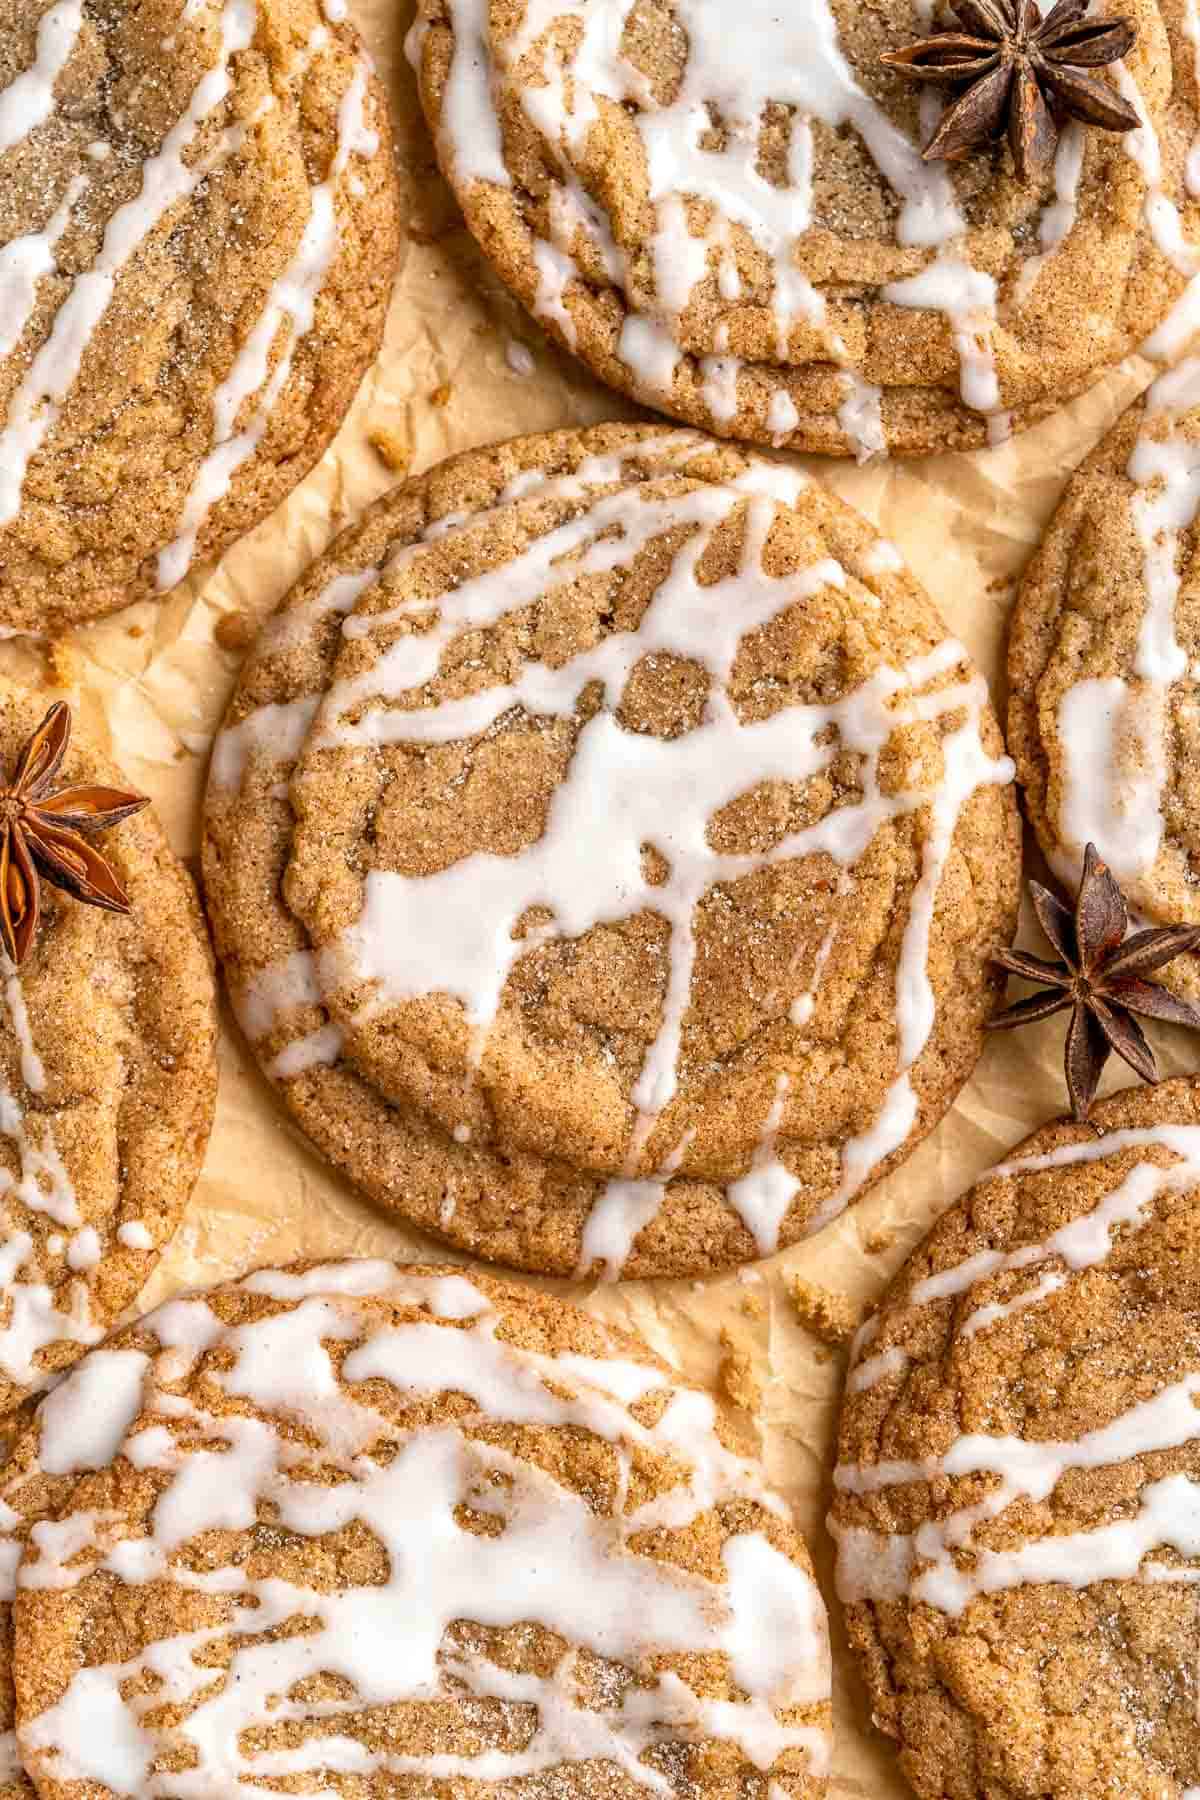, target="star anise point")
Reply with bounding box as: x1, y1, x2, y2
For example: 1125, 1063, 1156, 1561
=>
987, 843, 1200, 1120
0, 703, 149, 966
882, 0, 1139, 184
